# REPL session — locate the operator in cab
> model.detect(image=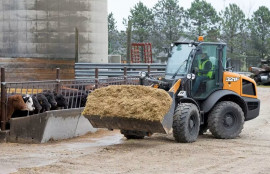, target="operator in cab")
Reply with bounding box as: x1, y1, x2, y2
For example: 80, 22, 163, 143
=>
192, 52, 213, 96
